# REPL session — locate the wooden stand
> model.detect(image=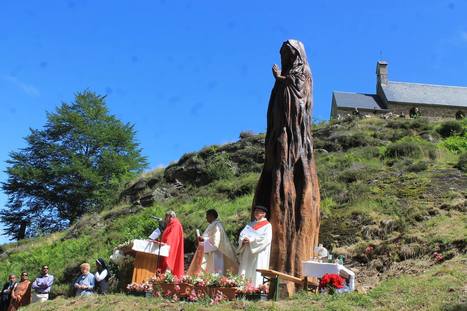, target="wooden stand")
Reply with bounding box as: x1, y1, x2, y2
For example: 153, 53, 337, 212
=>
132, 252, 159, 283
129, 239, 170, 283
